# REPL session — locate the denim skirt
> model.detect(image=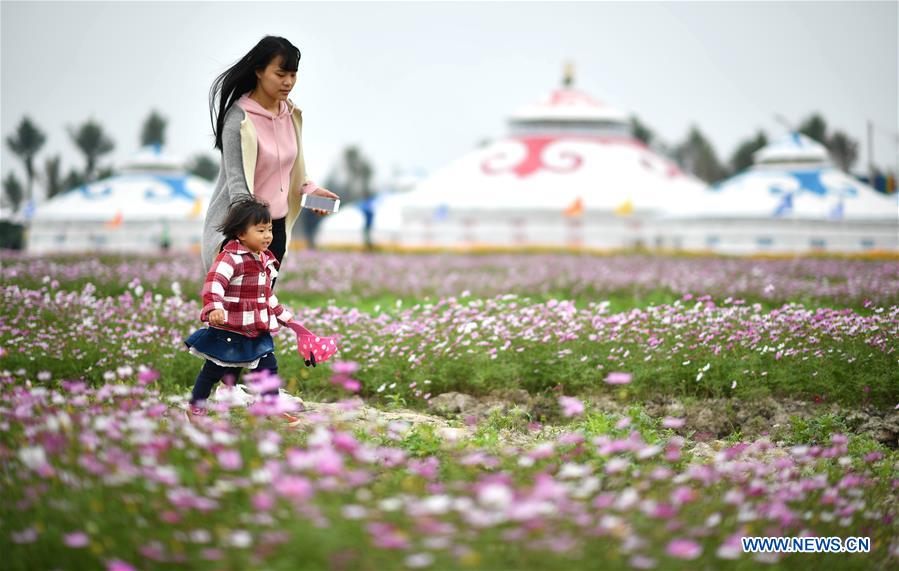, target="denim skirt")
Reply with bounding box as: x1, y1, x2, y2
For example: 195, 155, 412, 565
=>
184, 327, 274, 368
